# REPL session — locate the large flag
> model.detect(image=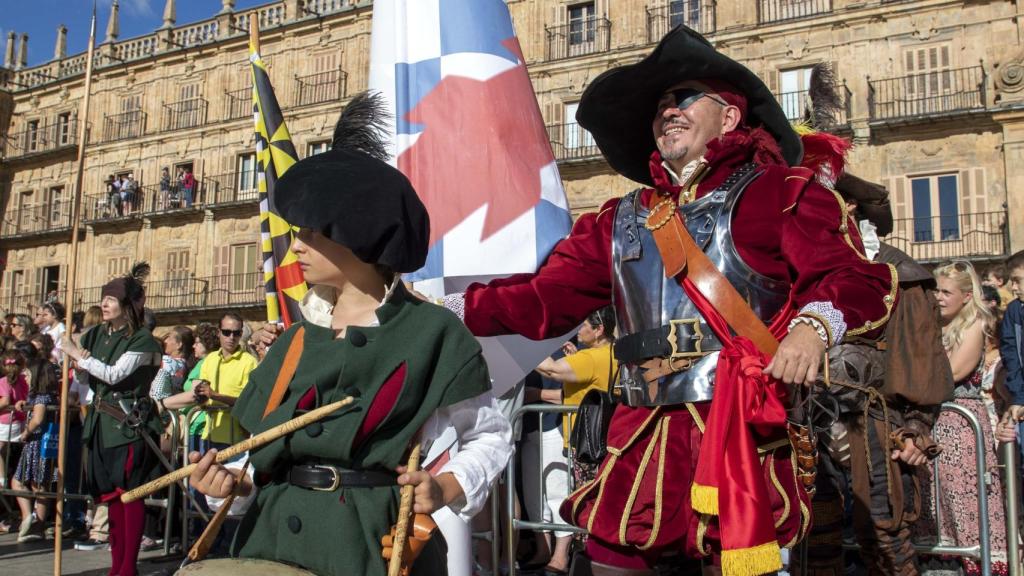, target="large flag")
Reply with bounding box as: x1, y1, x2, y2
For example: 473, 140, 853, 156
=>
251, 41, 308, 326
370, 0, 574, 394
